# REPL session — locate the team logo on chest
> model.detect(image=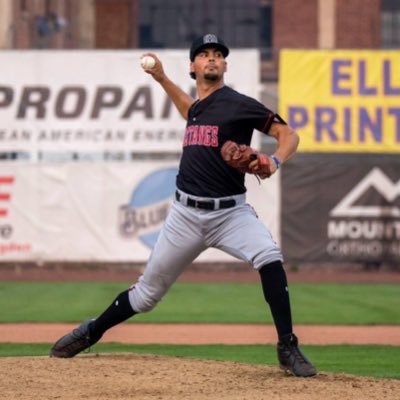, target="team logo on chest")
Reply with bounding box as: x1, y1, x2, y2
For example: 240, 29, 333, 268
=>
183, 125, 219, 147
